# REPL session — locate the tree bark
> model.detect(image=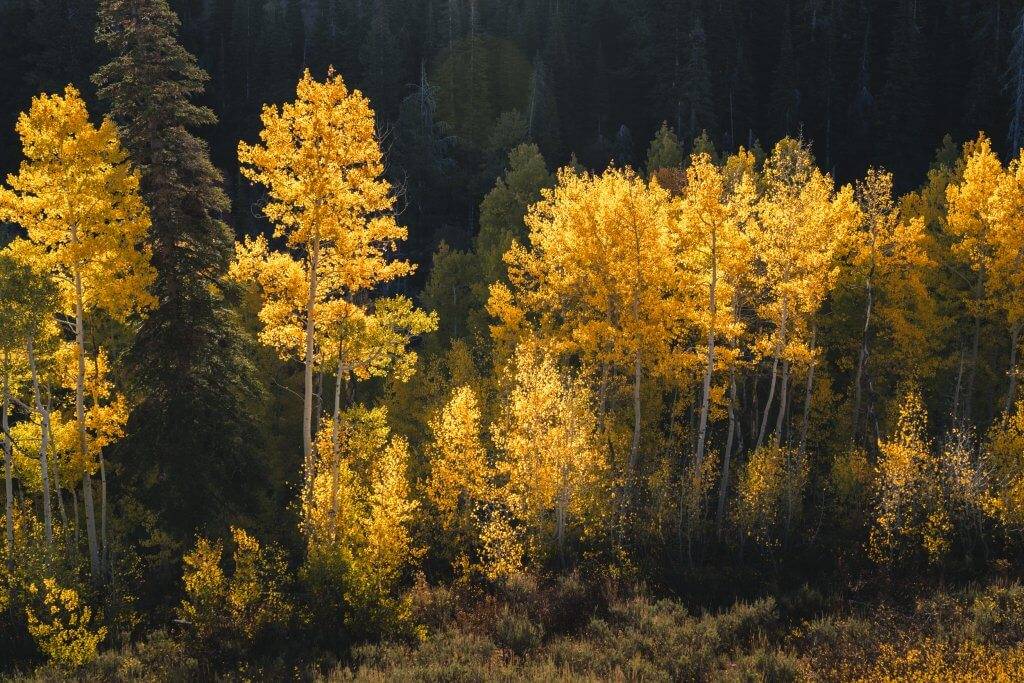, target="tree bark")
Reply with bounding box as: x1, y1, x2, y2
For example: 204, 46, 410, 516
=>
329, 354, 345, 541
756, 301, 787, 451
1005, 321, 1021, 415
27, 338, 53, 548
3, 357, 13, 563
716, 372, 738, 539
800, 328, 817, 454
774, 360, 791, 444
964, 277, 984, 424
303, 234, 320, 514
853, 273, 873, 442
694, 229, 717, 471
73, 262, 100, 577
